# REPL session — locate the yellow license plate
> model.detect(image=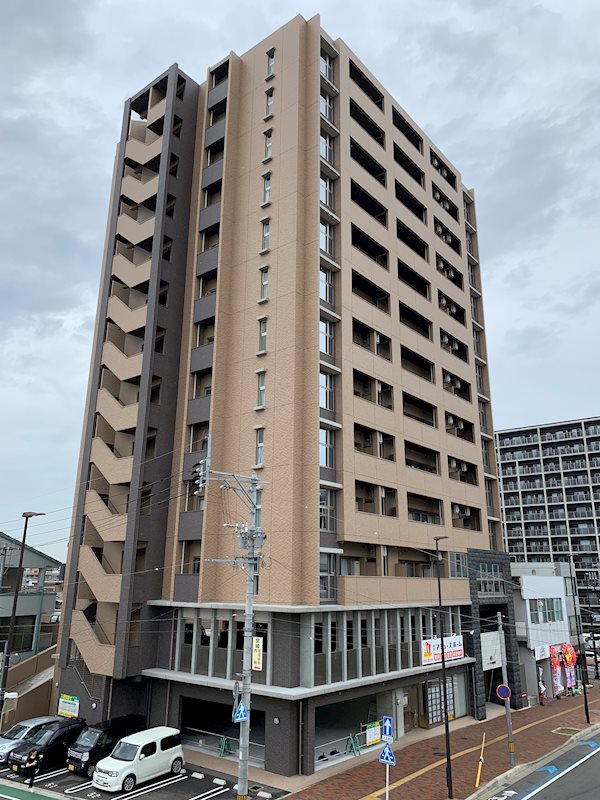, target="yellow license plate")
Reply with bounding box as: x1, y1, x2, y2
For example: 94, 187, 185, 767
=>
68, 764, 75, 771
11, 765, 17, 772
